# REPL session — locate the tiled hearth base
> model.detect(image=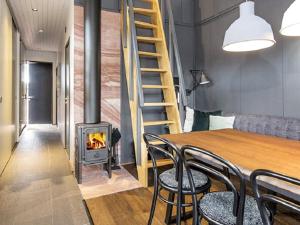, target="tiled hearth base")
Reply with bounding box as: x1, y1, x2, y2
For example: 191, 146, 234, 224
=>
78, 165, 142, 199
